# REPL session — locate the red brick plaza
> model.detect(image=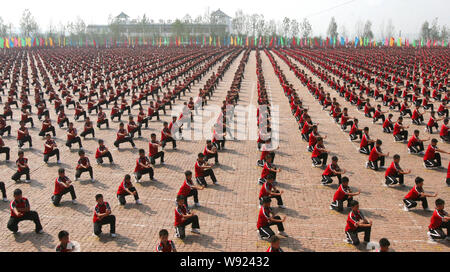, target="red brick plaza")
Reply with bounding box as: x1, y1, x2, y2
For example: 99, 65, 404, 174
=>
0, 46, 449, 252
